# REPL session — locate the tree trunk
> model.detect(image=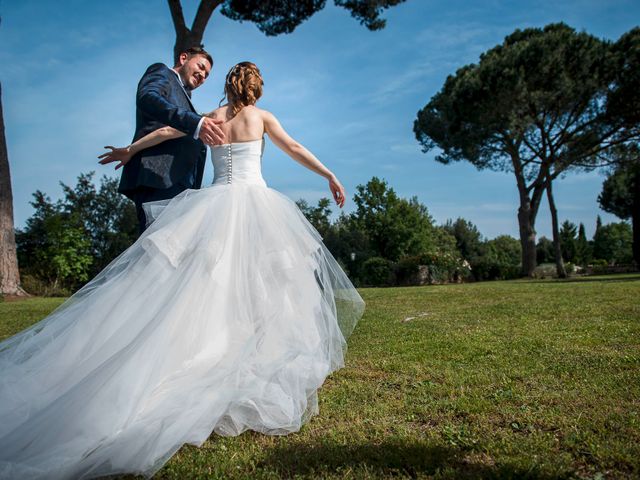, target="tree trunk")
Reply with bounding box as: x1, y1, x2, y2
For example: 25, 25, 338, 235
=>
168, 0, 221, 65
174, 32, 202, 64
633, 164, 640, 269
510, 148, 550, 277
515, 177, 547, 277
0, 83, 27, 297
517, 203, 537, 277
546, 177, 567, 278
